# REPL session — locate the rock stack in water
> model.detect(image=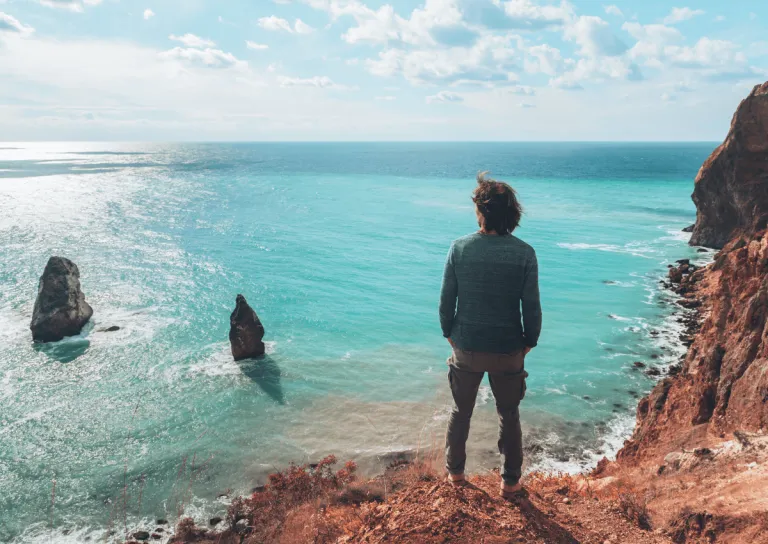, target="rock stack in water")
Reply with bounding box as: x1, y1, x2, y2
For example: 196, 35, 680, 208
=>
690, 81, 768, 249
30, 256, 93, 342
229, 294, 265, 360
